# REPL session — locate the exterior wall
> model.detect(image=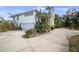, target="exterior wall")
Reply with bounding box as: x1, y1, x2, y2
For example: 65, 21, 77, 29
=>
18, 14, 35, 24
14, 12, 36, 31
21, 23, 35, 31
49, 17, 54, 27
13, 16, 18, 26
49, 13, 55, 27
